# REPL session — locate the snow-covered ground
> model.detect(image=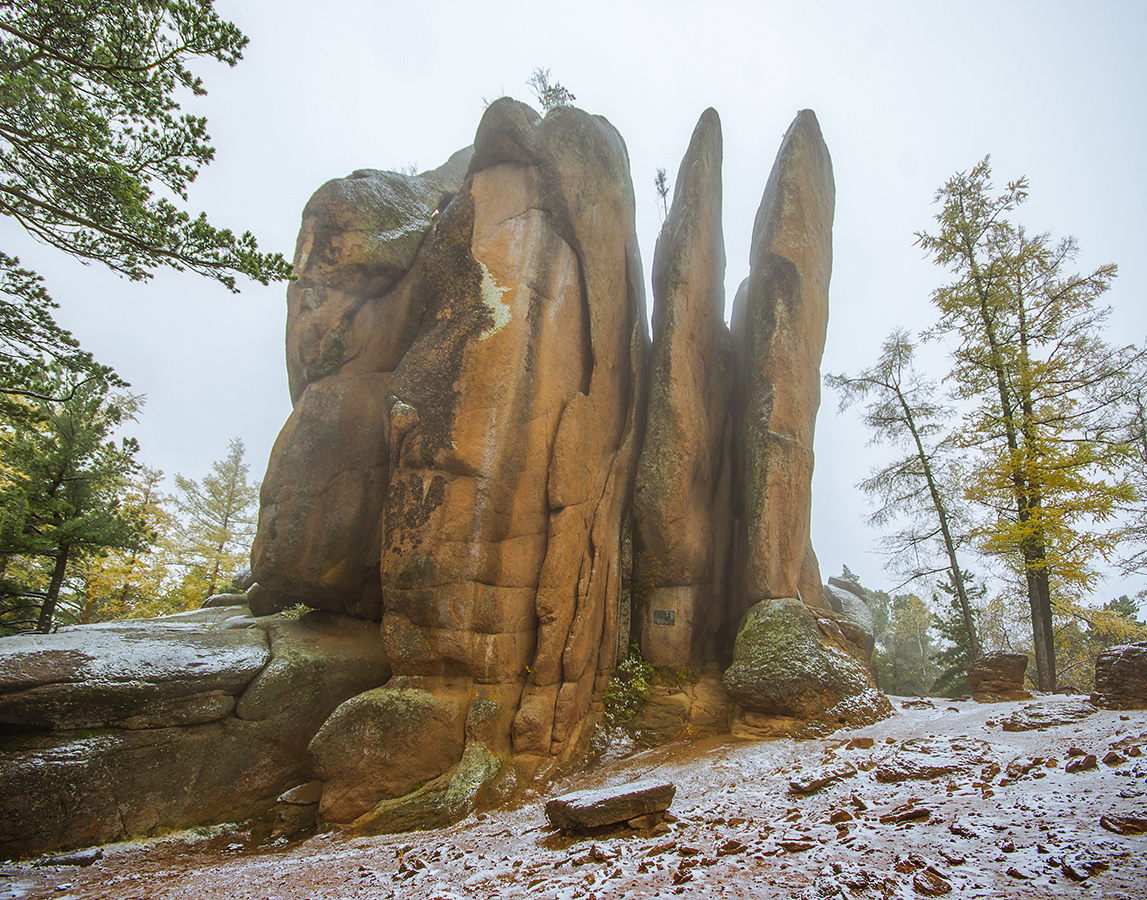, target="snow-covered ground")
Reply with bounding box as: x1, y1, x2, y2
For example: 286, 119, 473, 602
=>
4, 695, 1145, 899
